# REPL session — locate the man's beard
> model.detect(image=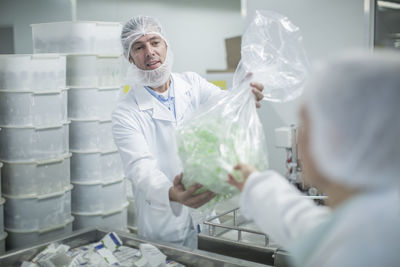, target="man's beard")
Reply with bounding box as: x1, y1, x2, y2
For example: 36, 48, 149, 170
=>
127, 48, 173, 88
